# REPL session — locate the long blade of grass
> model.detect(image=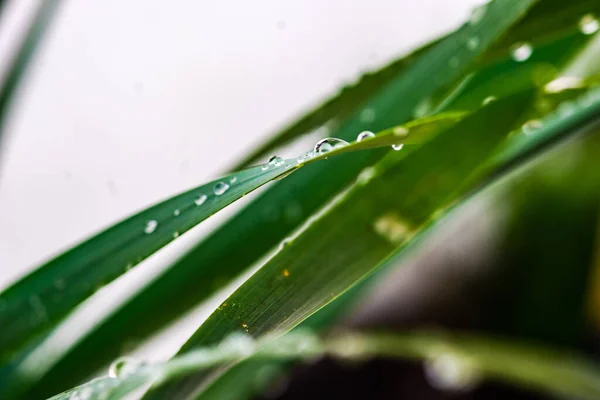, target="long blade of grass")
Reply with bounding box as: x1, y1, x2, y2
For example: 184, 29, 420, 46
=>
145, 89, 534, 399
0, 113, 462, 397
0, 112, 459, 362
47, 330, 600, 400
195, 84, 600, 400
14, 1, 544, 396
